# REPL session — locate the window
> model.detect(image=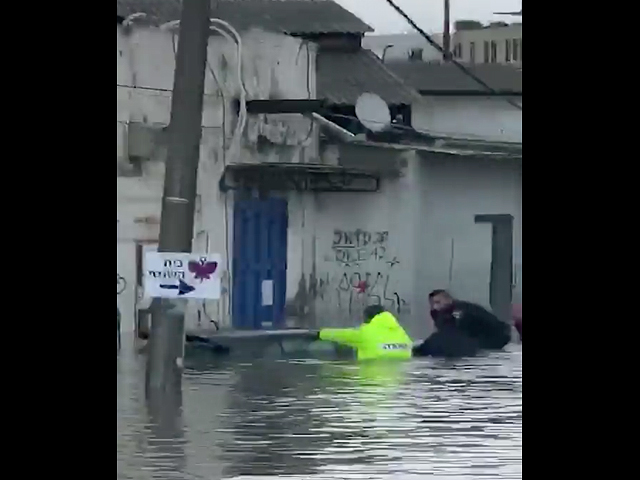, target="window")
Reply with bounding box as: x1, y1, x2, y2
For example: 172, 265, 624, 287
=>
506, 39, 512, 62
490, 41, 498, 63
520, 39, 523, 62
470, 42, 477, 63
453, 43, 463, 59
484, 41, 490, 63
513, 39, 520, 62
